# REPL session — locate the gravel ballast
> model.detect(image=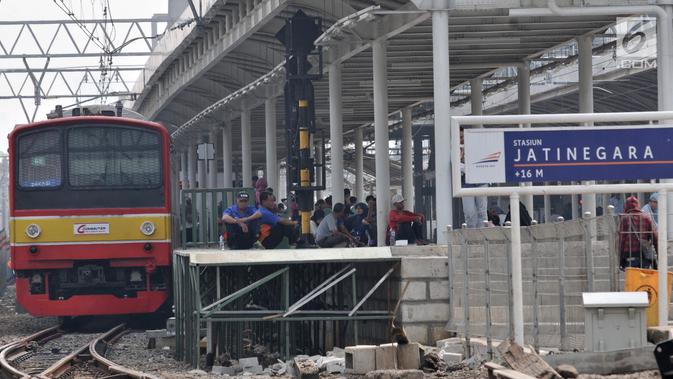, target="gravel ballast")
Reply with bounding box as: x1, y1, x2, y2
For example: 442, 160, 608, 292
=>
0, 285, 57, 346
